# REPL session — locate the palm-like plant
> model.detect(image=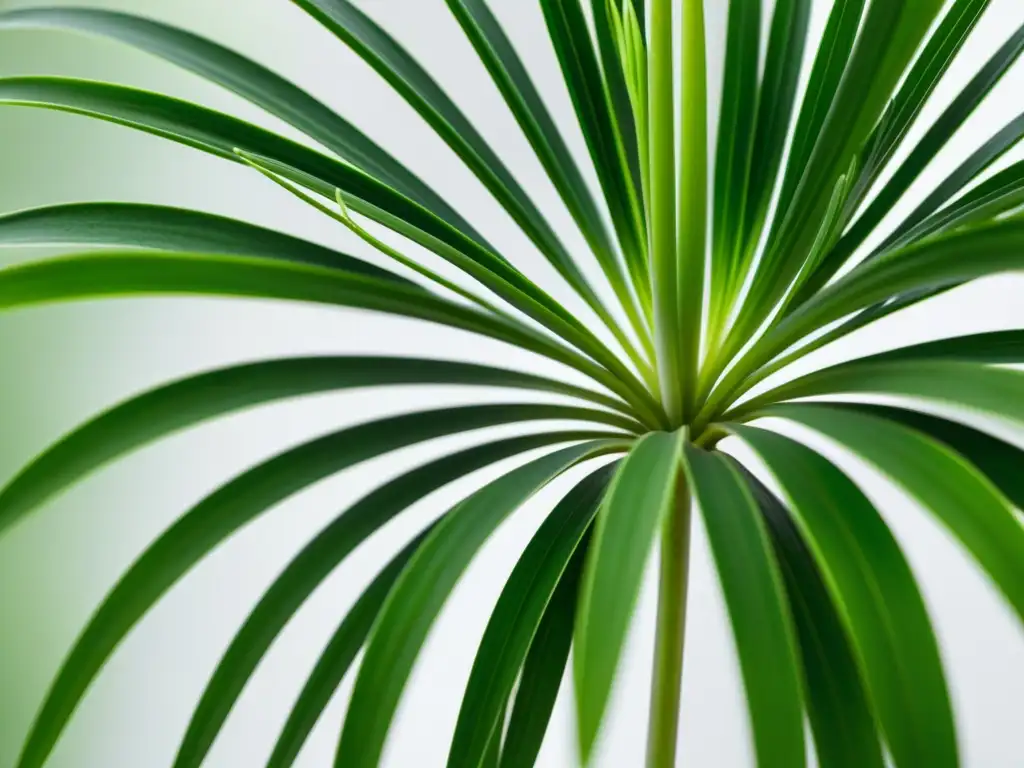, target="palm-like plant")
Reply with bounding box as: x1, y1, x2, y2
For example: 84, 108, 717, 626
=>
3, 0, 1024, 765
